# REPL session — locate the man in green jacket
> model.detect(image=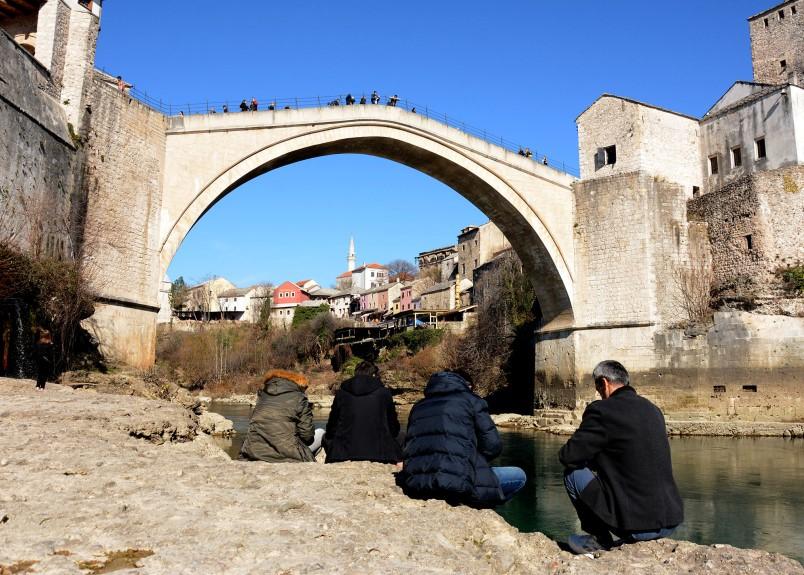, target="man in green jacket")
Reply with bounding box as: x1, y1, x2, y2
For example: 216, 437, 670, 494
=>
240, 369, 324, 463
